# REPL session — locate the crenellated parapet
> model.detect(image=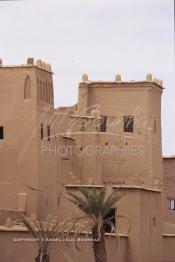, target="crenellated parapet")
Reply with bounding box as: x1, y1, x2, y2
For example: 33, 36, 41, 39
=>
0, 57, 52, 73
80, 72, 163, 88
